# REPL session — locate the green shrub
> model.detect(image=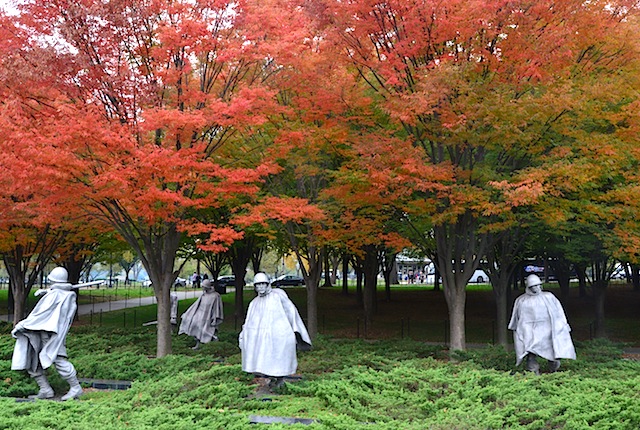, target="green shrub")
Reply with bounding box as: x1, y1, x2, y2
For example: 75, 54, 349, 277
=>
1, 329, 640, 429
